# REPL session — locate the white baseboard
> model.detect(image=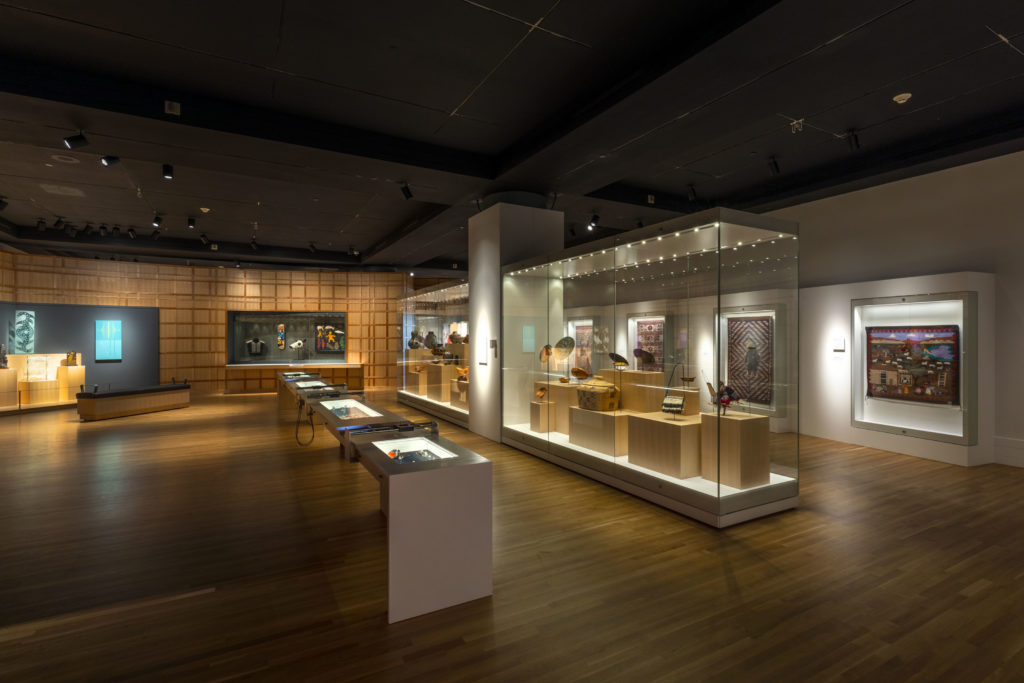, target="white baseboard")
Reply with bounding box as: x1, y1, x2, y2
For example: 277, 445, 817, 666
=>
994, 436, 1024, 468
